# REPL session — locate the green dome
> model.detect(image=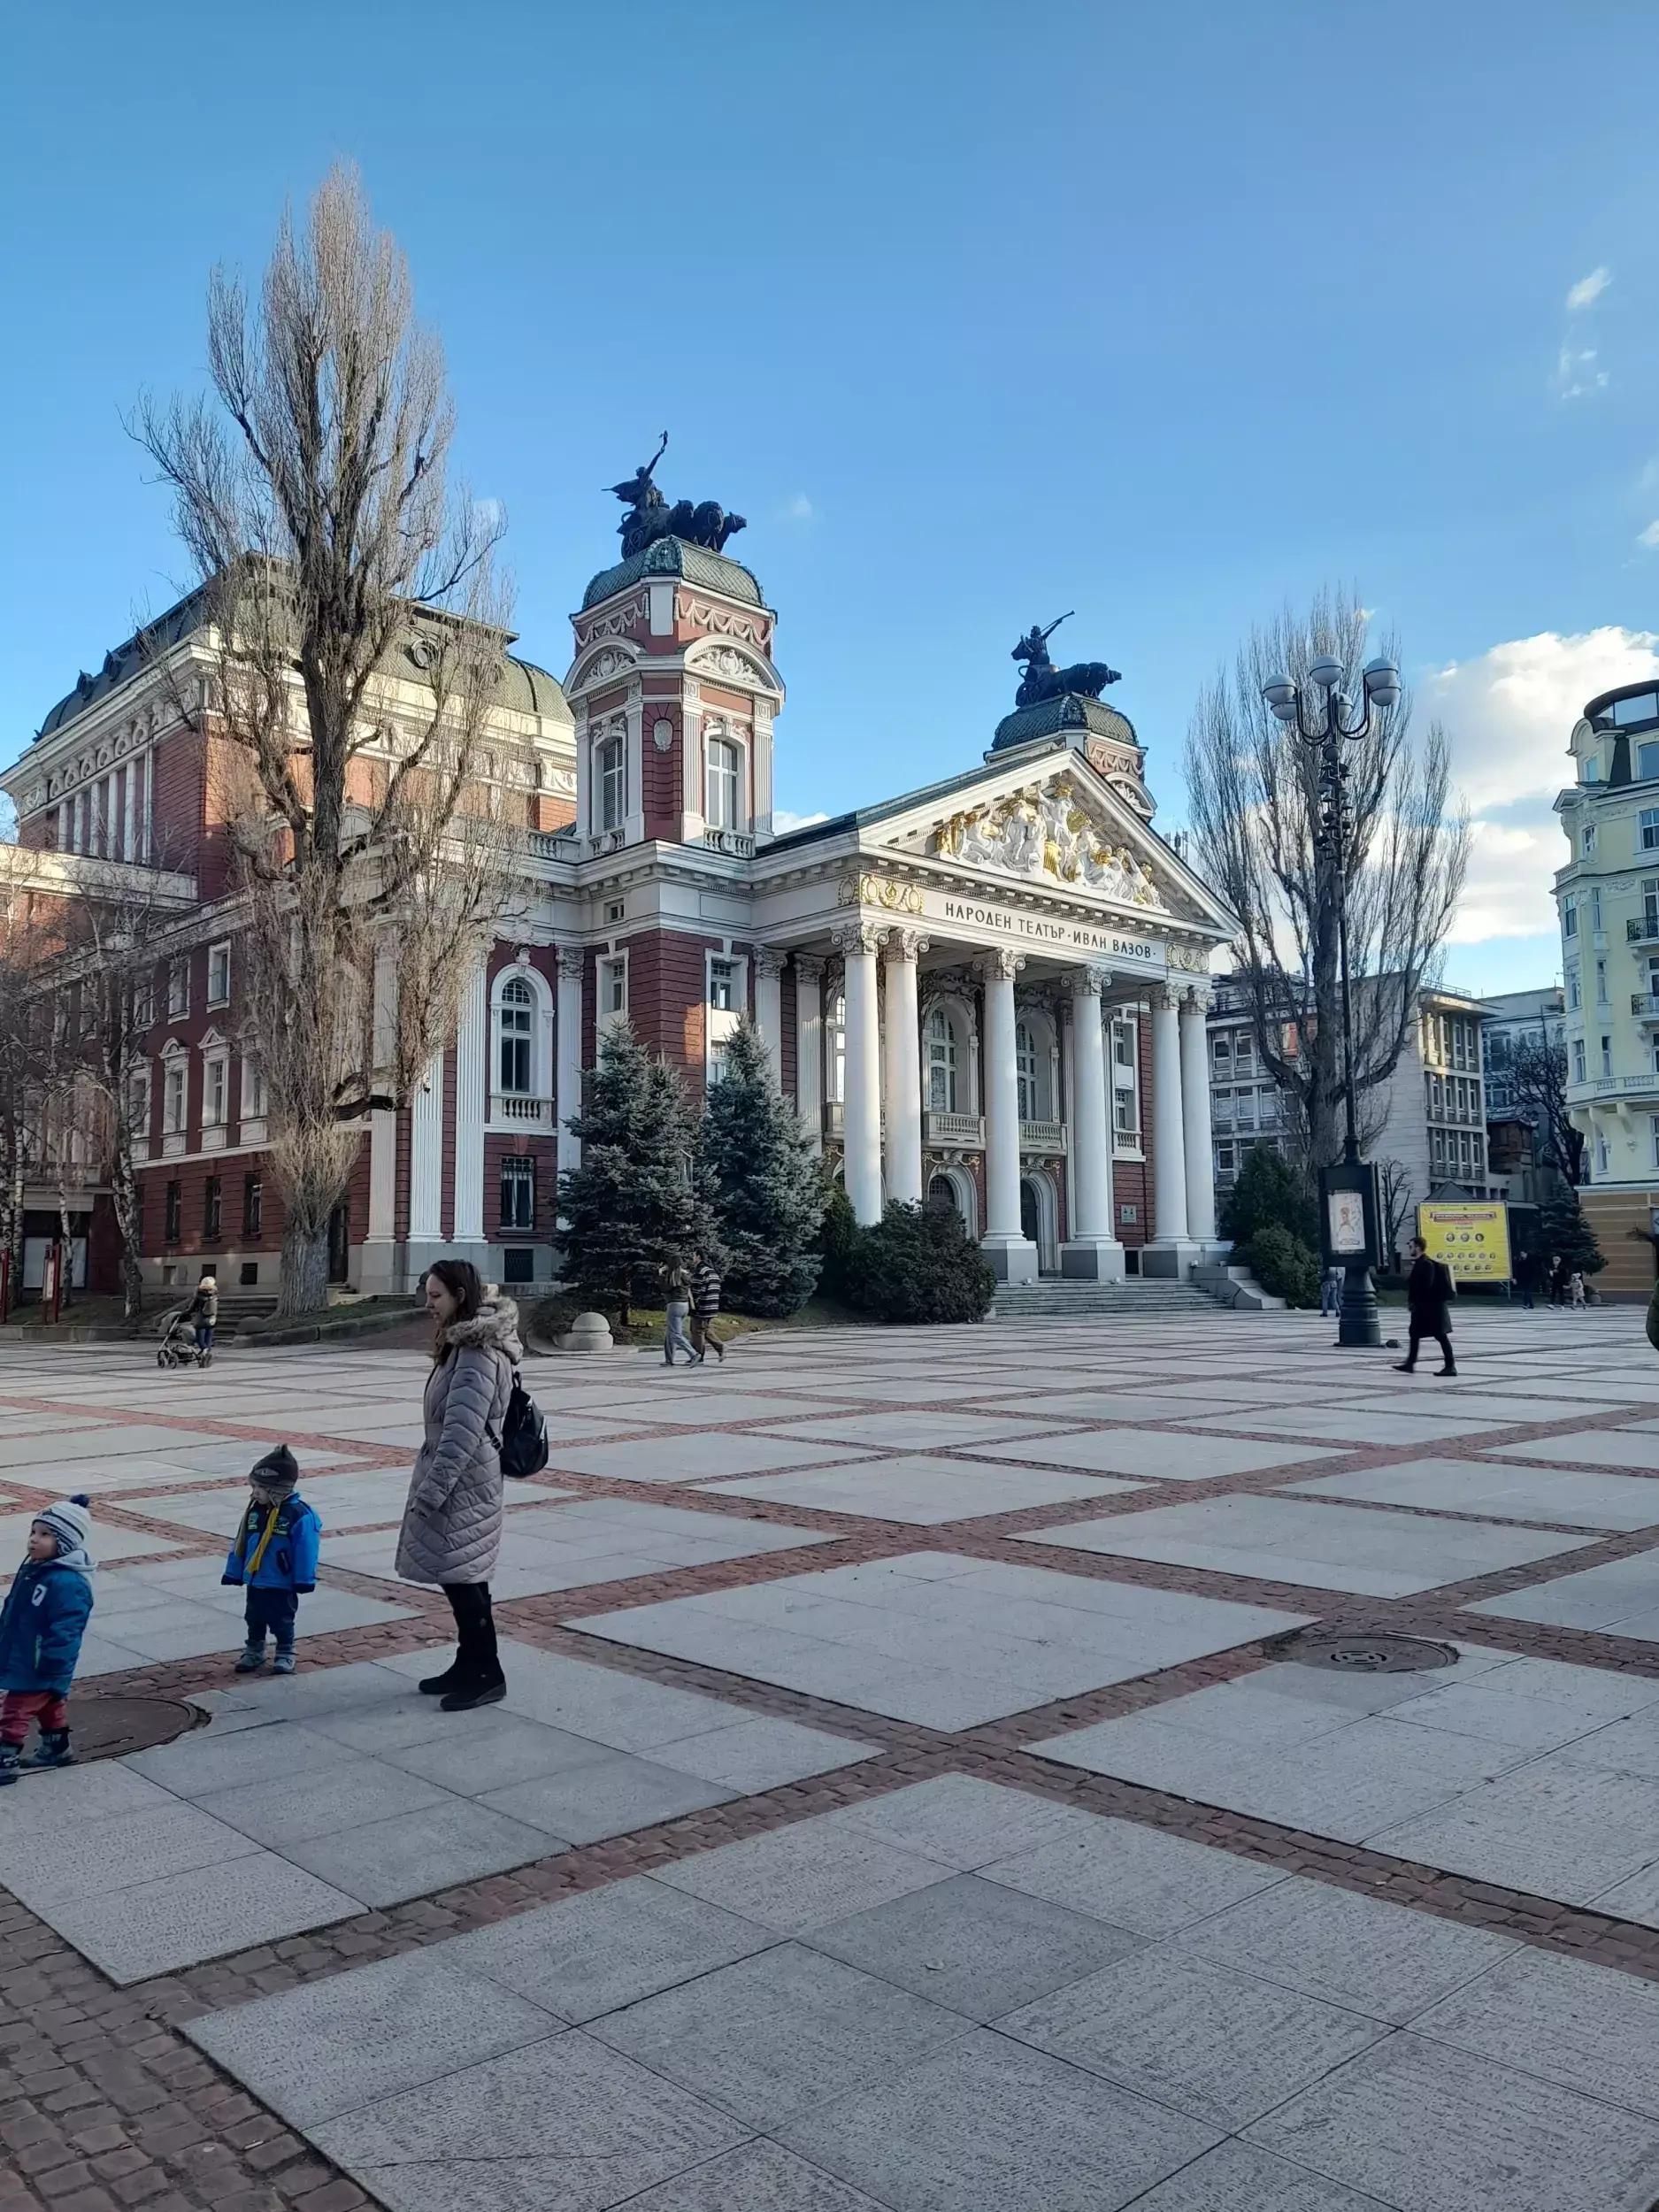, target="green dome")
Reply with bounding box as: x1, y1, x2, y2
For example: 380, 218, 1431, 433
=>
991, 692, 1140, 753
582, 534, 763, 611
